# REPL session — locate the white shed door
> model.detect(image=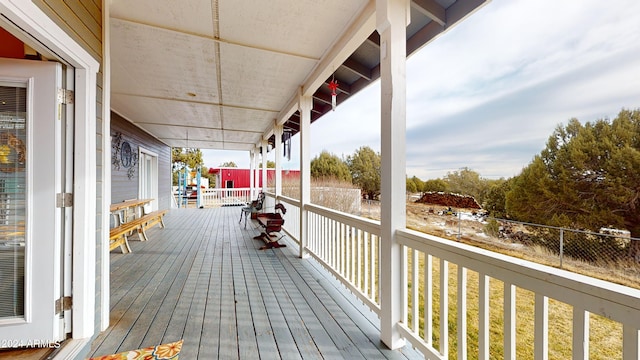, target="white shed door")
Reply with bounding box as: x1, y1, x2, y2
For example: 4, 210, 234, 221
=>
0, 58, 65, 346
